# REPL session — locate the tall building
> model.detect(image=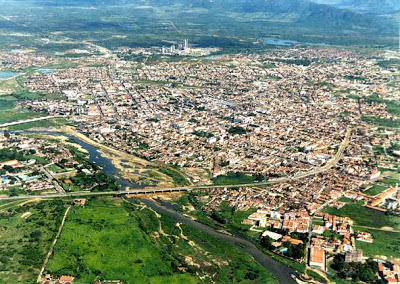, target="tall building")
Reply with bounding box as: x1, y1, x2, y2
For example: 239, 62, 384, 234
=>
345, 249, 363, 263
184, 39, 189, 50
